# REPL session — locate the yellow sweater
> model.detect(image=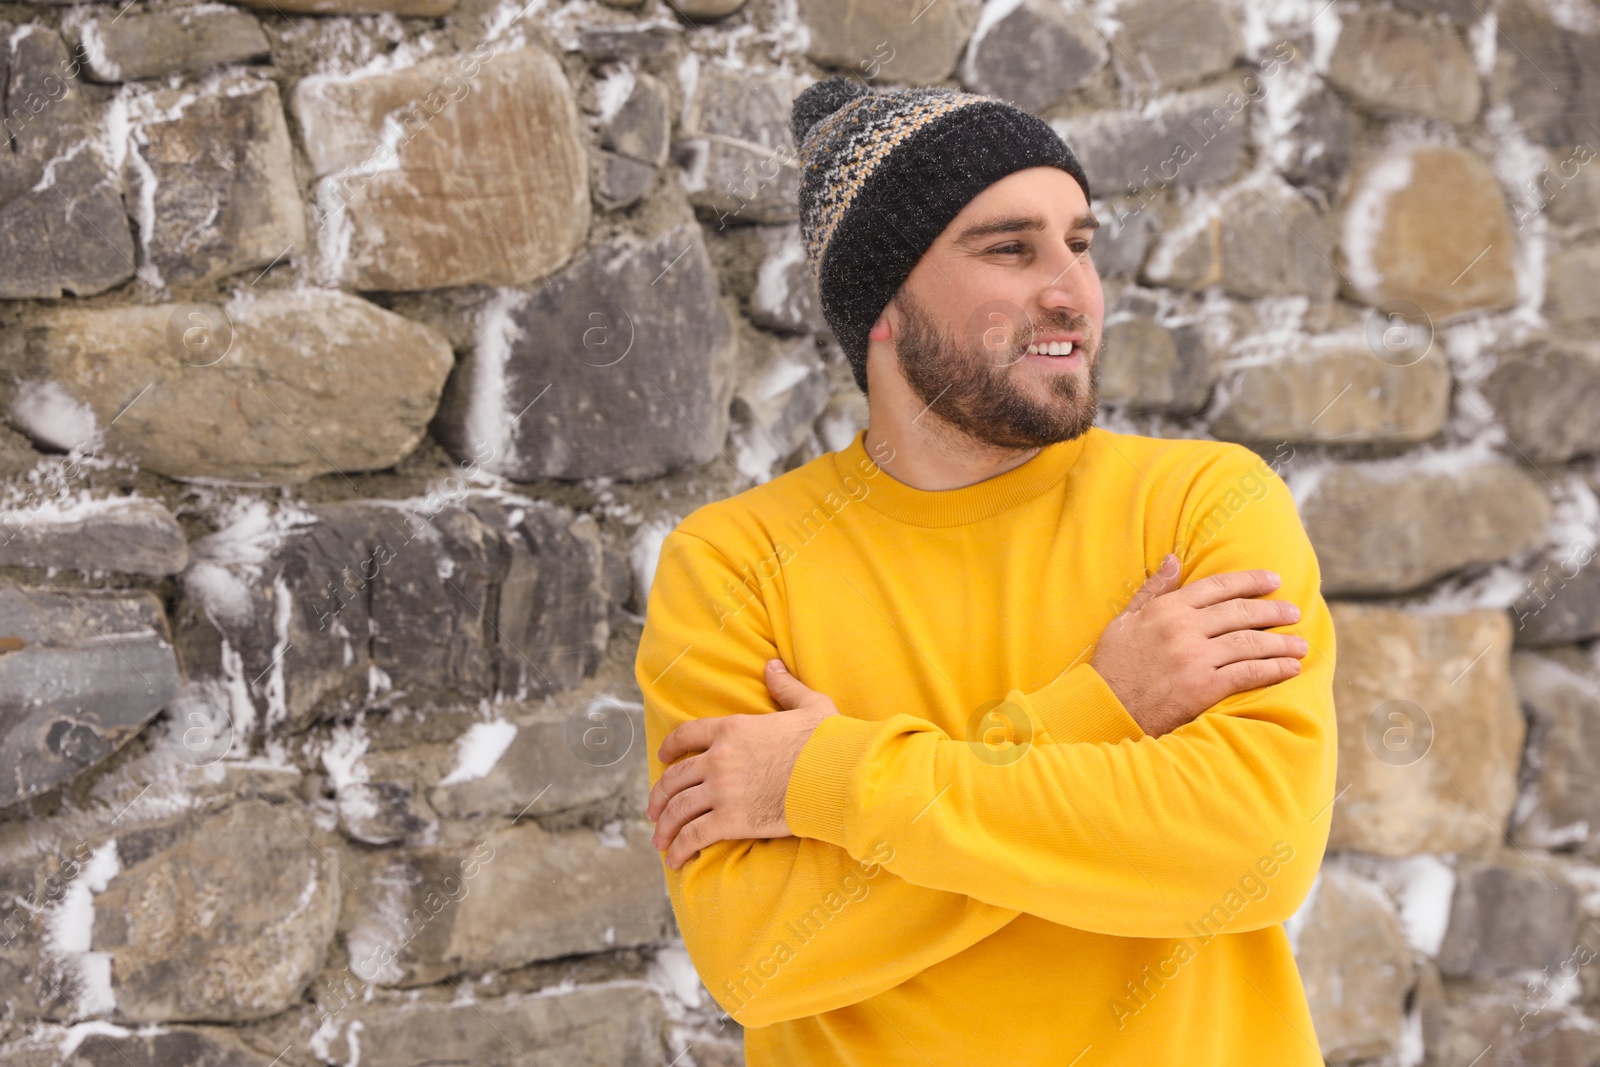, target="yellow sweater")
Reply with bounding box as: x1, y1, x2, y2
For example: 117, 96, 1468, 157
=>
636, 426, 1337, 1066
